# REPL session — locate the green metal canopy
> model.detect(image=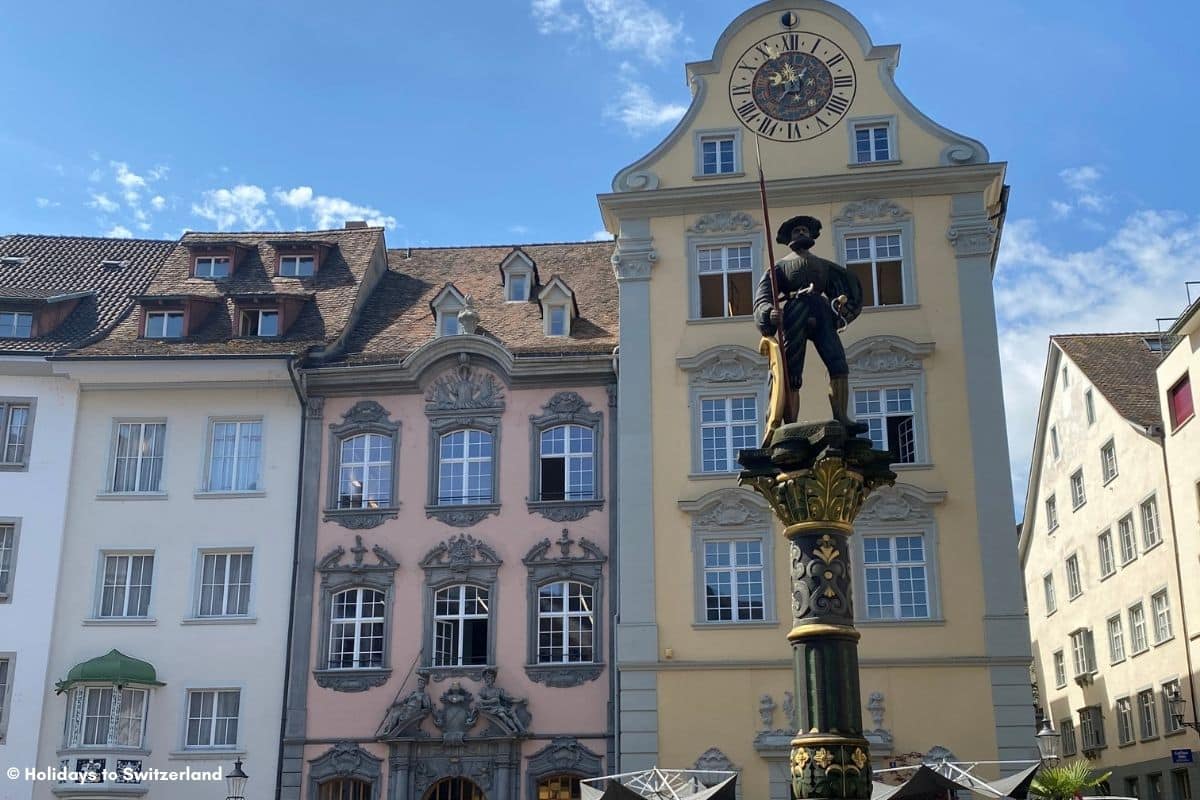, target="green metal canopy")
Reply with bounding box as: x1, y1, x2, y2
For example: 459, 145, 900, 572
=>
54, 649, 165, 694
